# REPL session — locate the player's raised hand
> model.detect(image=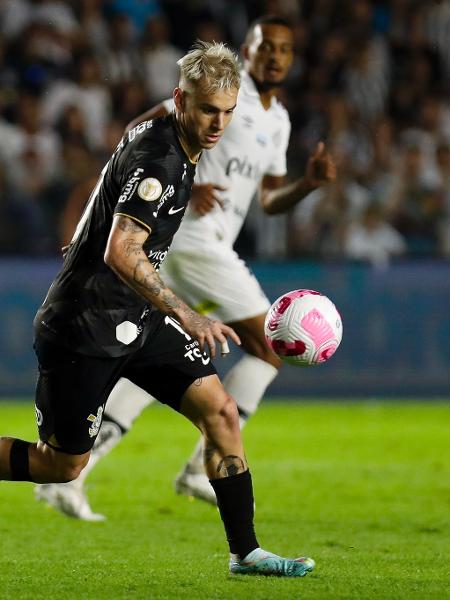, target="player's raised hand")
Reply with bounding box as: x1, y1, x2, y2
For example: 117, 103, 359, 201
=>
191, 183, 227, 216
180, 309, 241, 358
304, 142, 337, 189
